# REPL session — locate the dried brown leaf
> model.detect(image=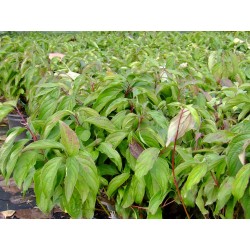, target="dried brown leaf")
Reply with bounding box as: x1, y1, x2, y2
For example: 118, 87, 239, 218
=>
0, 210, 15, 218
15, 208, 52, 219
